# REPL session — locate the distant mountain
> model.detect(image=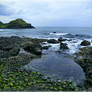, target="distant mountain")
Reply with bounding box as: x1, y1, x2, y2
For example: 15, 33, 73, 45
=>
0, 18, 35, 29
